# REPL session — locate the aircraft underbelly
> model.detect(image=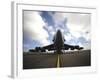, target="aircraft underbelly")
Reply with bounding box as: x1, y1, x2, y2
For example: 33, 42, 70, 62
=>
55, 39, 63, 50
